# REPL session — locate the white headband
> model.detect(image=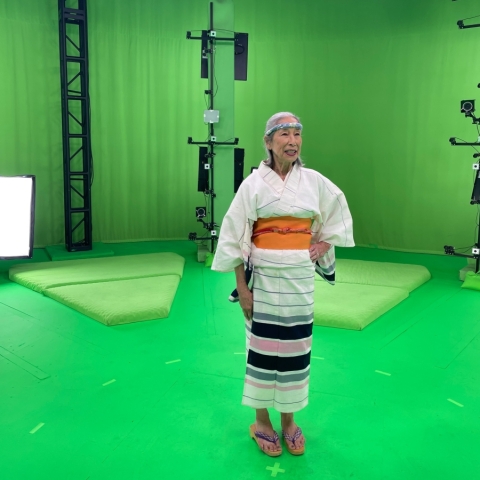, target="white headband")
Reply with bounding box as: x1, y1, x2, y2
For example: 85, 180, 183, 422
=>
265, 122, 303, 137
